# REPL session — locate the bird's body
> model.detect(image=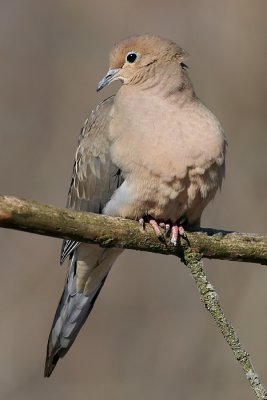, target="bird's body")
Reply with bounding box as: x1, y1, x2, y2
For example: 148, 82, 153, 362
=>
45, 34, 226, 376
106, 86, 224, 223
